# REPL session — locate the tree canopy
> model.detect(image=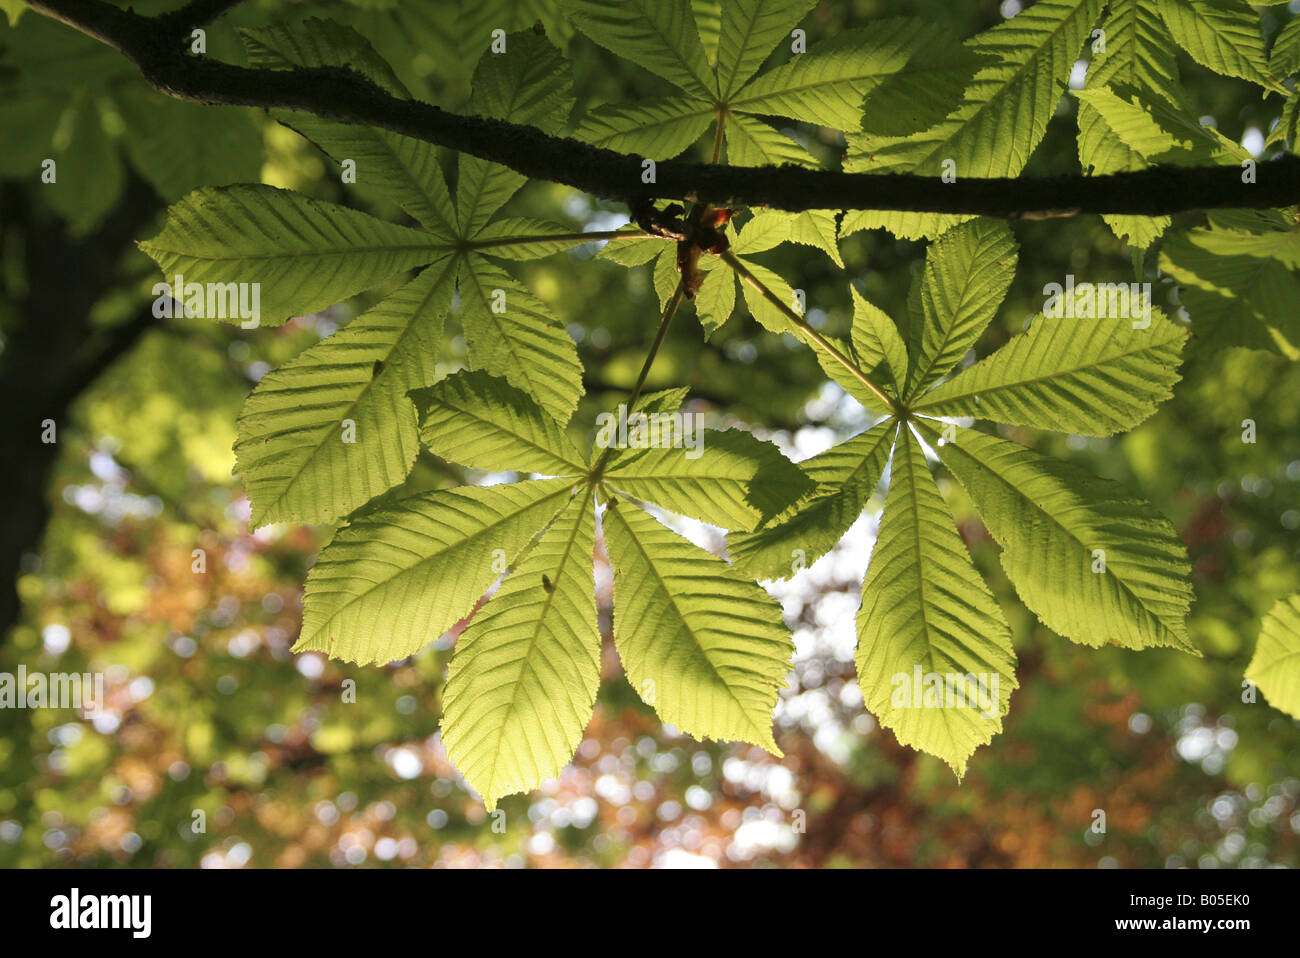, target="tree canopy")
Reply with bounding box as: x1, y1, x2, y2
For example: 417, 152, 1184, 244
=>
0, 0, 1297, 868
